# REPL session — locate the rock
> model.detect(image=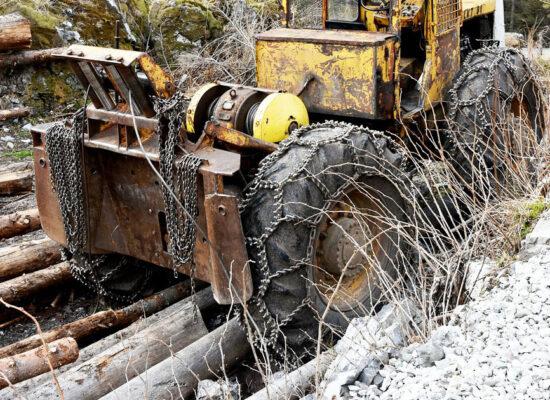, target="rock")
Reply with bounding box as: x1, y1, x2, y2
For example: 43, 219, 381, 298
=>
465, 259, 497, 299
196, 378, 240, 400
320, 299, 419, 399
149, 0, 223, 64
